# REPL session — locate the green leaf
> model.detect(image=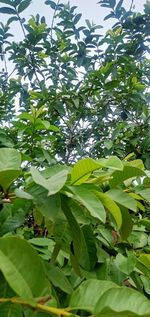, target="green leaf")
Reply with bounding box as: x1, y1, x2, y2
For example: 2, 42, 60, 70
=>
30, 167, 68, 196
0, 148, 21, 189
0, 148, 21, 171
46, 263, 73, 294
141, 275, 150, 295
18, 0, 32, 13
0, 170, 21, 190
15, 189, 33, 200
7, 16, 19, 24
114, 253, 136, 275
98, 156, 123, 171
45, 0, 56, 9
137, 189, 150, 203
70, 158, 101, 185
62, 197, 82, 258
0, 303, 22, 317
0, 237, 50, 299
0, 203, 26, 236
115, 0, 123, 13
0, 0, 13, 5
107, 189, 137, 212
0, 6, 17, 14
95, 192, 122, 229
70, 186, 106, 223
69, 279, 118, 311
138, 254, 150, 271
94, 287, 150, 317
80, 225, 97, 271
119, 206, 133, 240
74, 13, 82, 25
110, 166, 145, 187
19, 112, 34, 123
